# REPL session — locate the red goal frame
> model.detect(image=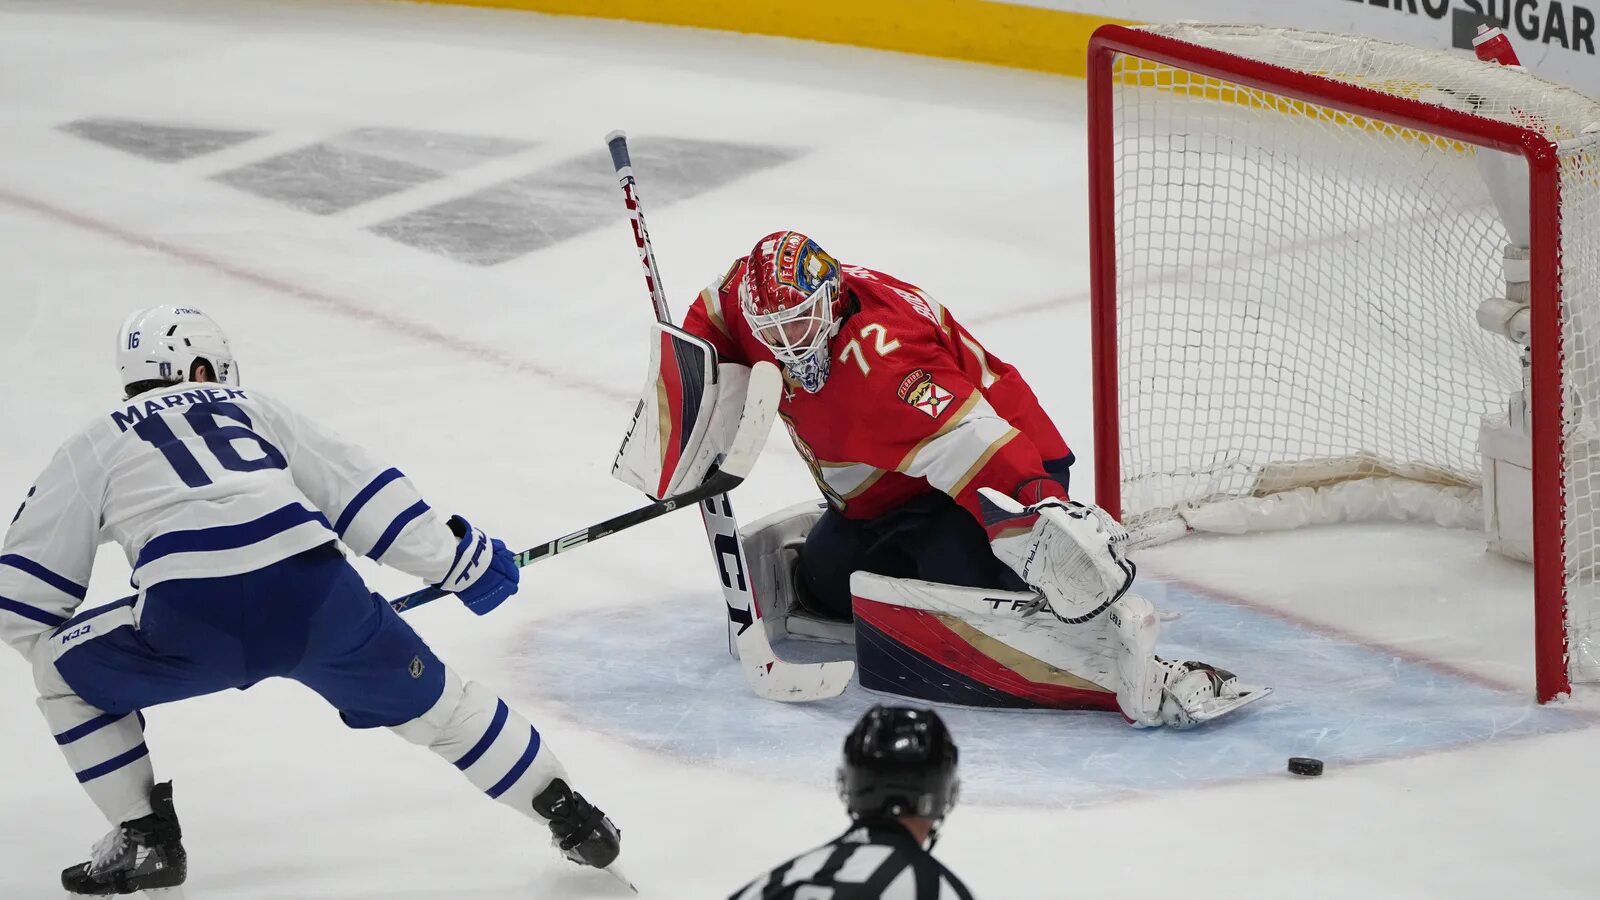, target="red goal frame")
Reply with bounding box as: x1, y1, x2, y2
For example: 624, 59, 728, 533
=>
1084, 24, 1571, 701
